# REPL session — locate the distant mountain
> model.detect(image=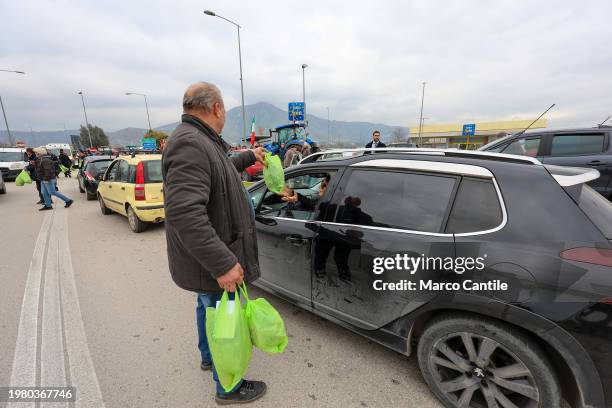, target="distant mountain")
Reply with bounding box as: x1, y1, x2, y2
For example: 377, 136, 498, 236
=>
0, 102, 409, 147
